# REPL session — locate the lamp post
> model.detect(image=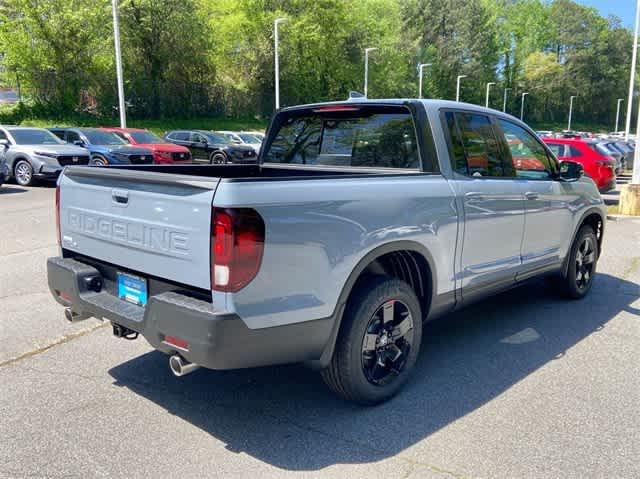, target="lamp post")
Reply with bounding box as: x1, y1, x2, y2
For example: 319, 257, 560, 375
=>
625, 0, 640, 140
418, 63, 432, 99
615, 98, 624, 133
520, 92, 529, 121
568, 95, 577, 131
274, 17, 288, 110
485, 82, 496, 108
503, 87, 511, 112
364, 47, 378, 98
456, 75, 467, 102
111, 0, 126, 128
